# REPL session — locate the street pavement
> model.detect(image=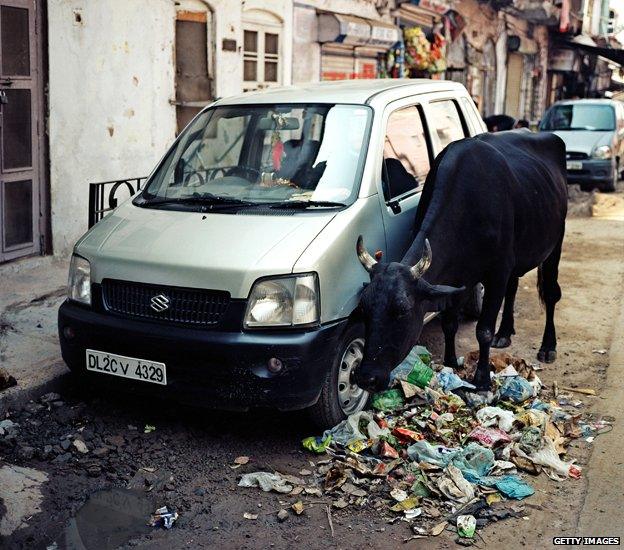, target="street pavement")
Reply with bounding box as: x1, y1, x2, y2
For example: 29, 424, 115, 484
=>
0, 190, 623, 548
